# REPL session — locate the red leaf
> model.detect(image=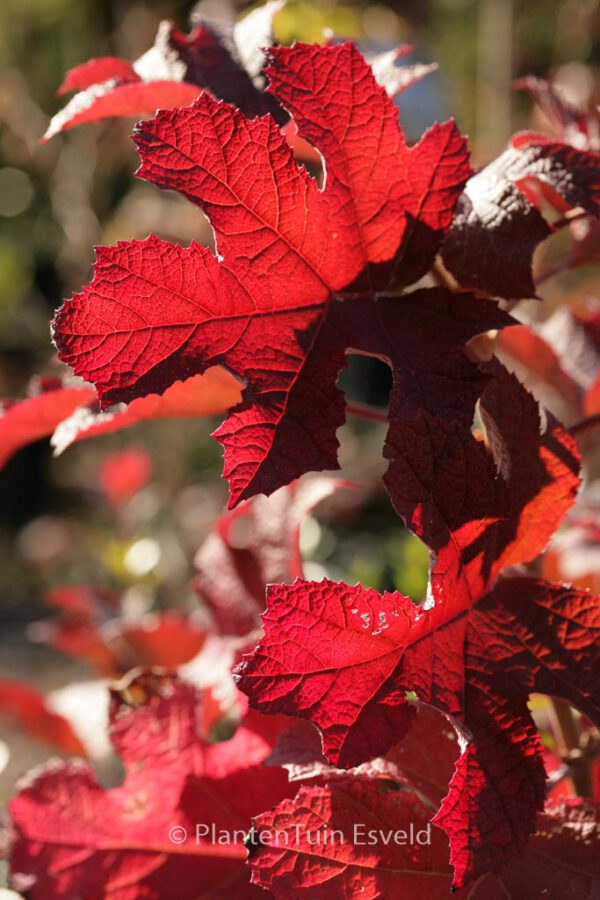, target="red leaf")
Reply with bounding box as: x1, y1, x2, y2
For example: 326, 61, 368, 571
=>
0, 379, 95, 469
384, 358, 579, 614
475, 361, 581, 577
33, 587, 206, 676
43, 80, 201, 142
44, 5, 286, 141
236, 576, 598, 888
256, 704, 600, 897
0, 680, 86, 757
248, 784, 600, 899
97, 446, 153, 505
264, 44, 470, 287
236, 367, 584, 887
0, 369, 239, 466
9, 671, 293, 899
251, 782, 449, 899
266, 702, 459, 801
117, 612, 206, 669
47, 6, 436, 147
585, 370, 600, 414
496, 323, 581, 422
51, 368, 241, 454
52, 42, 471, 507
58, 57, 139, 95
194, 476, 347, 635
